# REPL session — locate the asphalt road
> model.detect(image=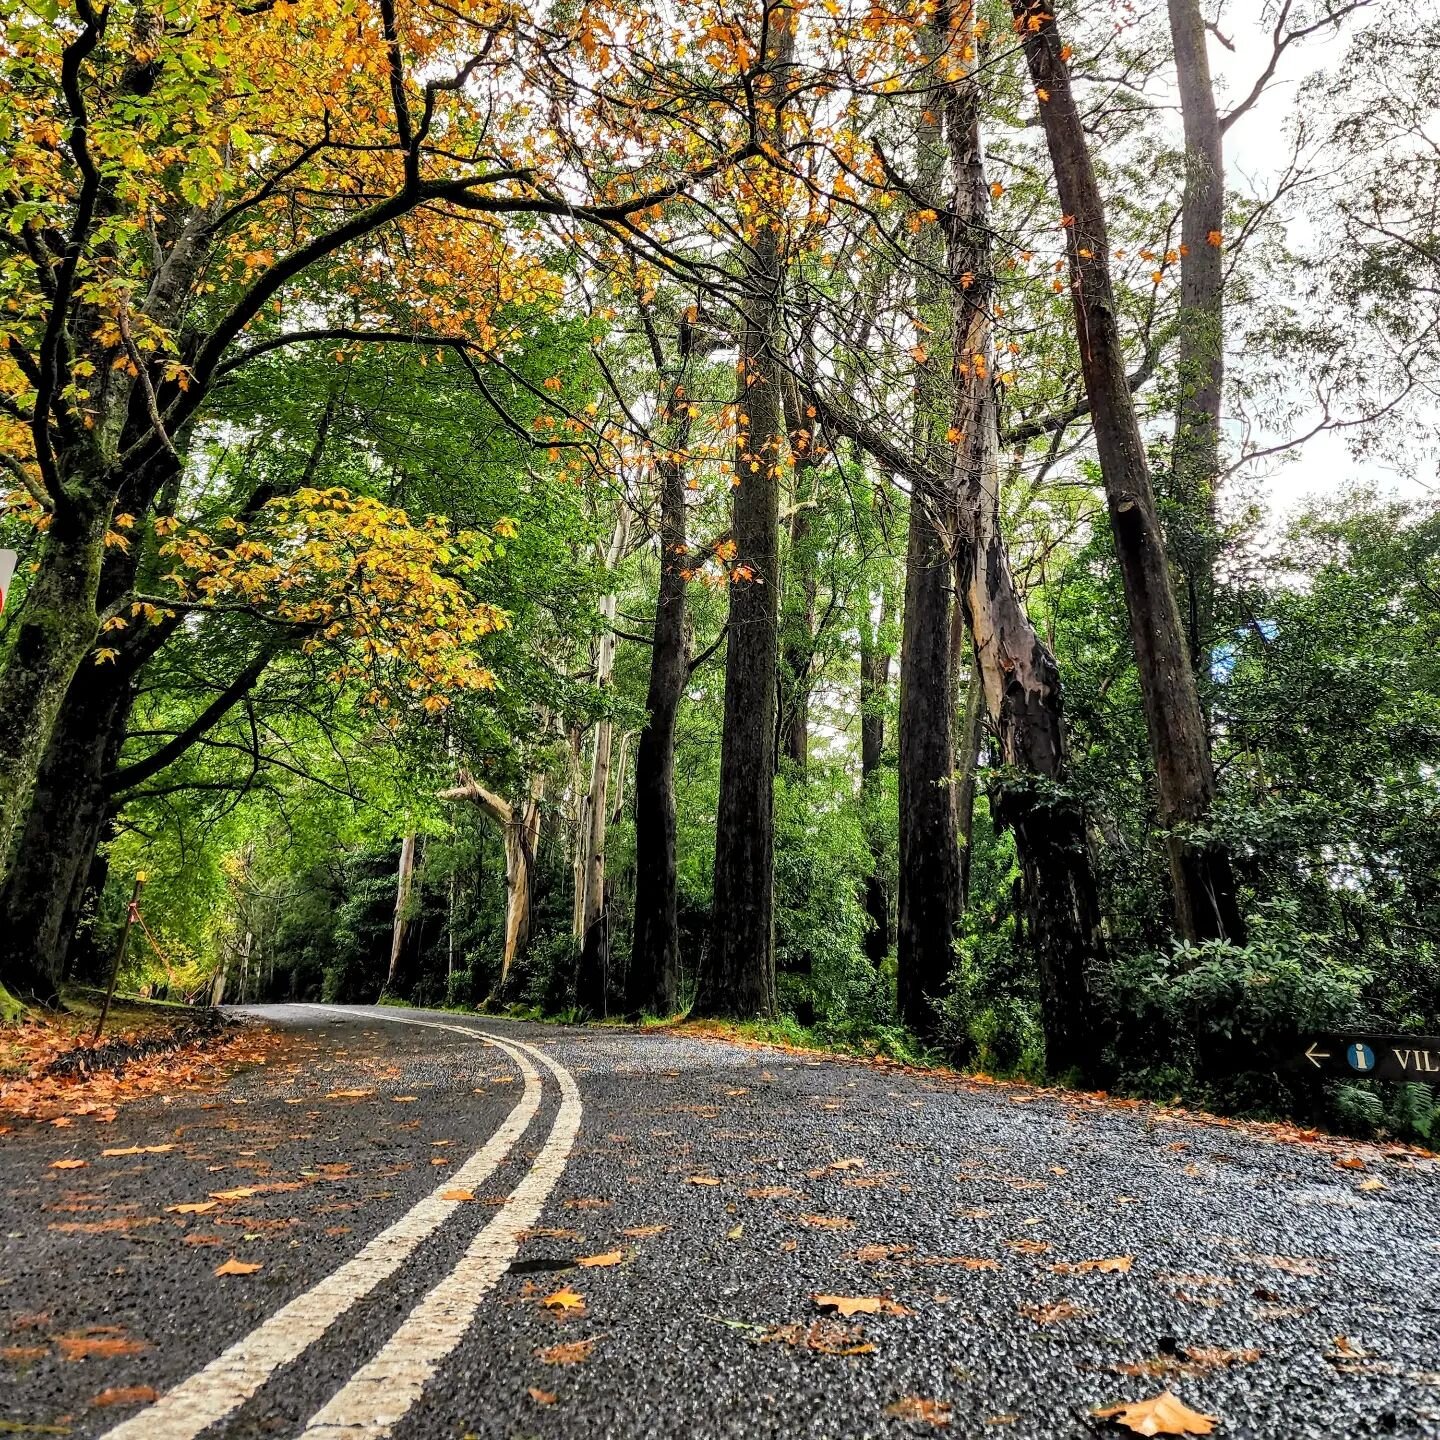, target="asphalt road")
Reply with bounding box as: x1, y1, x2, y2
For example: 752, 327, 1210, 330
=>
2, 1004, 1439, 1439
